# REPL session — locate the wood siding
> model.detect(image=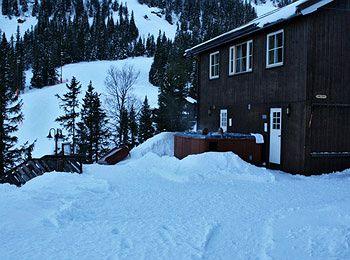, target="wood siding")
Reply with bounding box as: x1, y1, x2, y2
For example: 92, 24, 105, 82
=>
304, 0, 350, 173
197, 0, 350, 174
